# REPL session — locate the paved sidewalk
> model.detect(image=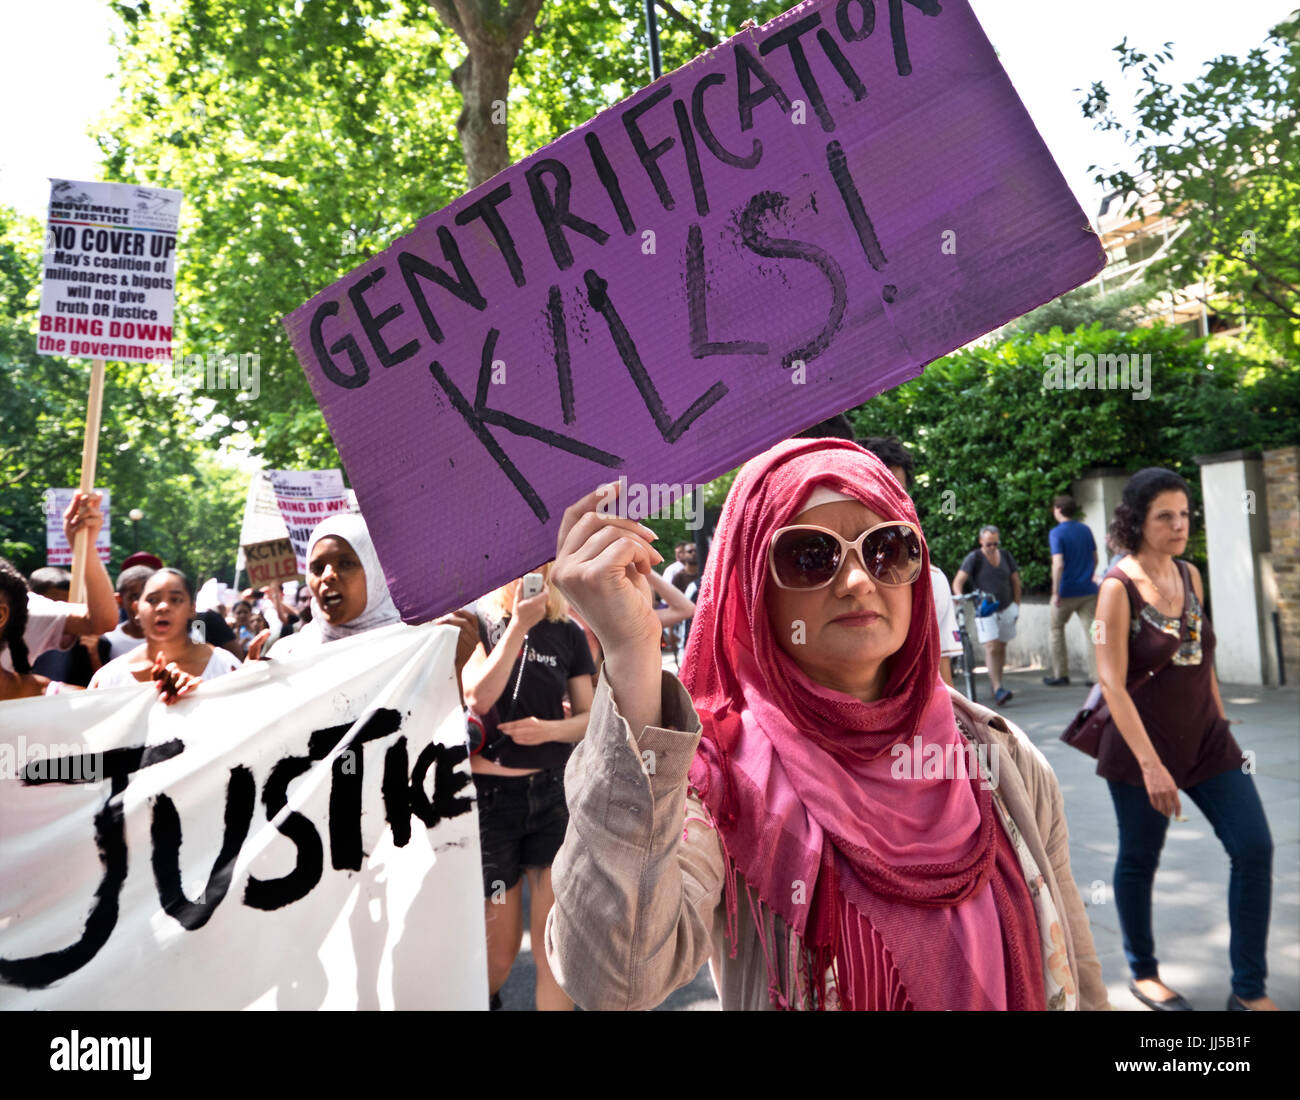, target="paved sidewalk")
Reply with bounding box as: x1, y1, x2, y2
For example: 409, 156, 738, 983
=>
997, 668, 1299, 1012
